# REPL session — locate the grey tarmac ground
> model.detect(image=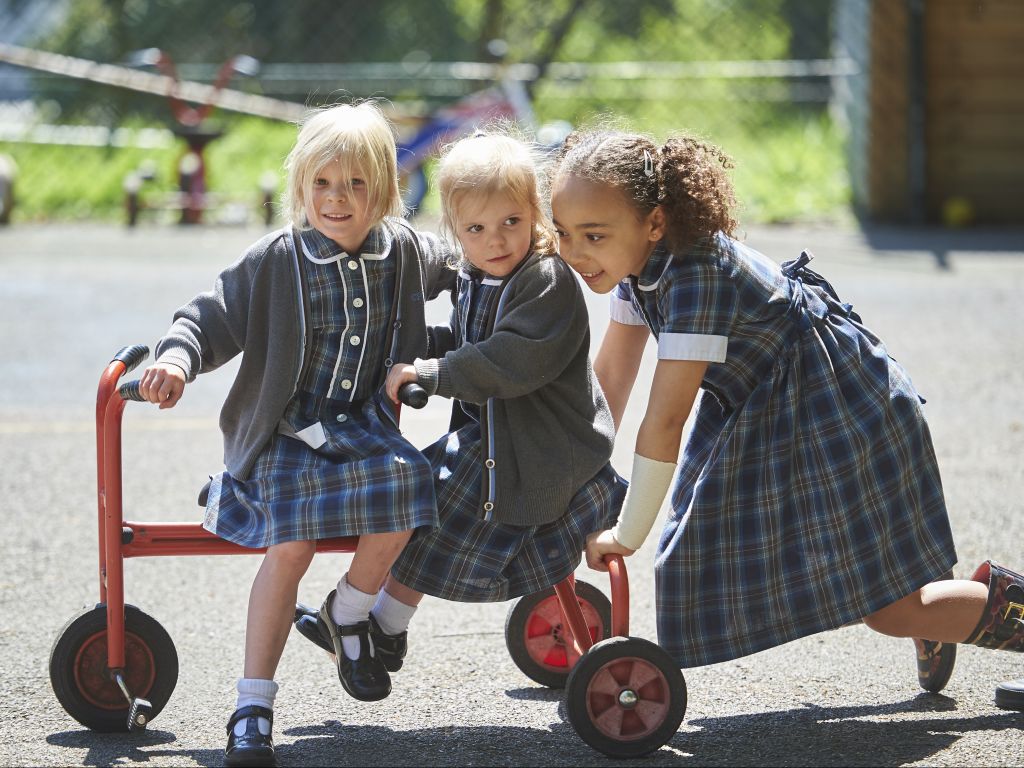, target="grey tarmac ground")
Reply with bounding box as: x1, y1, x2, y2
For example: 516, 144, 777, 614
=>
0, 220, 1022, 767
